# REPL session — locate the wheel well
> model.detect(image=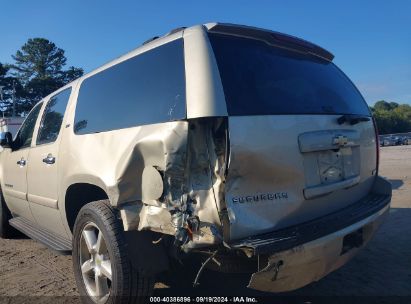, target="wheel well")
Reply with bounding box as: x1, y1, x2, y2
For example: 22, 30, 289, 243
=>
65, 183, 108, 232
